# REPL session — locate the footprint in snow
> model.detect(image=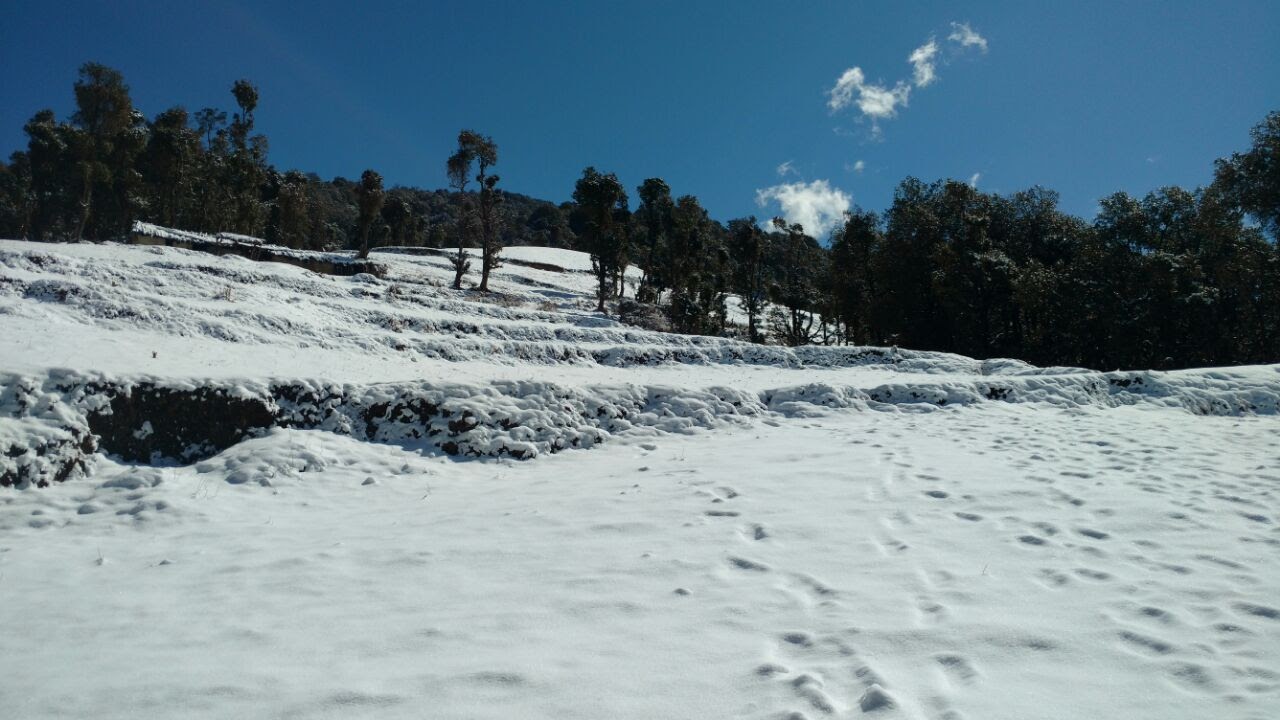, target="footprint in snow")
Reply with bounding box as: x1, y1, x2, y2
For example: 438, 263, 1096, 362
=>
934, 653, 980, 686
1117, 630, 1175, 656
1233, 602, 1280, 620
728, 556, 769, 572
